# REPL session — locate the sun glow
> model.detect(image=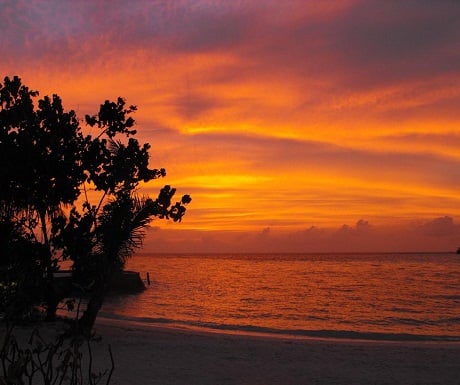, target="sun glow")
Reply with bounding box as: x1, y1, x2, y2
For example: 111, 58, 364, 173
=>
4, 0, 460, 251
